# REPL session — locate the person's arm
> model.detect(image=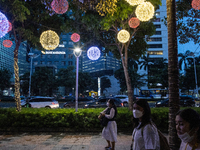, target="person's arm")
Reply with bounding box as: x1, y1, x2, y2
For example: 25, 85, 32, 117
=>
98, 108, 108, 119
105, 108, 115, 119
